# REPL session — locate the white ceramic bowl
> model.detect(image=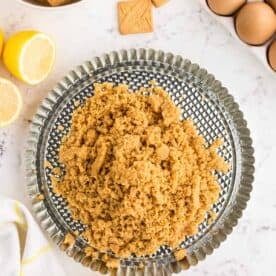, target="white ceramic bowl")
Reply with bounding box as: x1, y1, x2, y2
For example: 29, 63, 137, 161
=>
16, 0, 84, 9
